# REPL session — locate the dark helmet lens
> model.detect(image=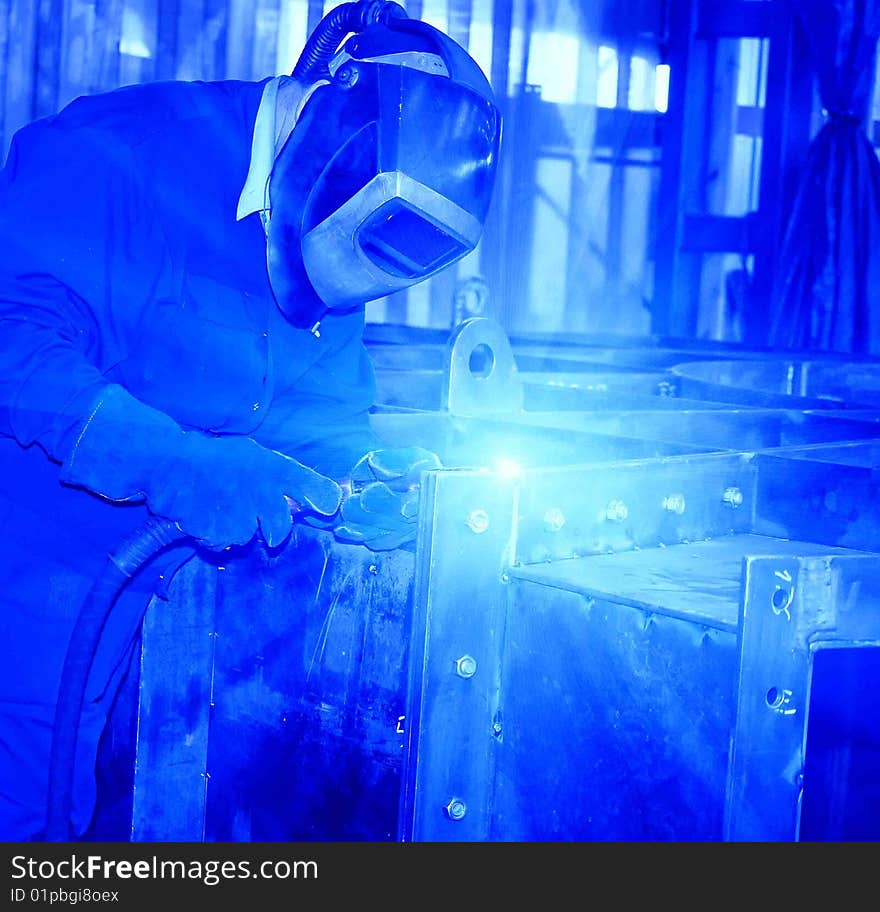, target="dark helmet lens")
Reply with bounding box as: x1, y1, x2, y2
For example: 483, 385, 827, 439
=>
358, 200, 469, 278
